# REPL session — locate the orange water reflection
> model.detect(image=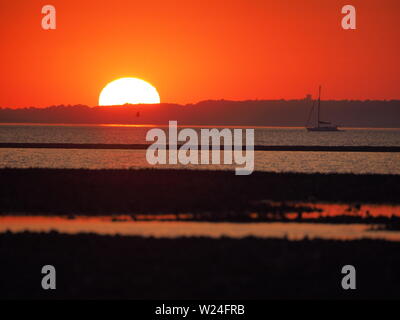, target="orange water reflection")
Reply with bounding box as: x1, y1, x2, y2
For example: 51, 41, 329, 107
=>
1, 215, 400, 241
267, 202, 400, 220
1, 202, 400, 241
